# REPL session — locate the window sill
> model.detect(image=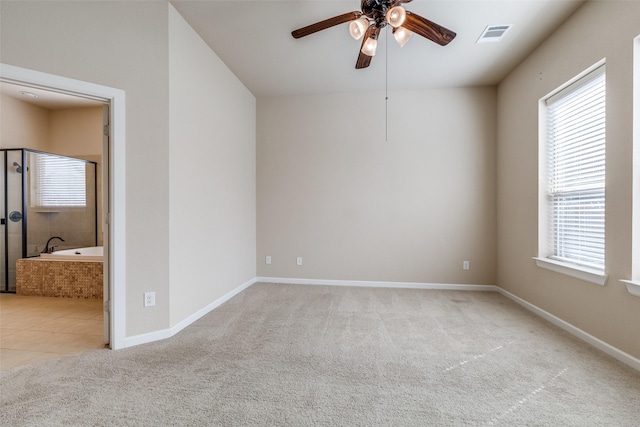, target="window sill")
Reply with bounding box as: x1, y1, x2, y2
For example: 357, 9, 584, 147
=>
533, 257, 608, 286
620, 280, 640, 297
